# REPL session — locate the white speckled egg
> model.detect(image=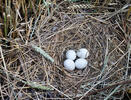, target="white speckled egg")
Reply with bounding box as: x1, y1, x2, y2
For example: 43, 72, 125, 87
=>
75, 58, 88, 69
77, 48, 89, 58
66, 50, 76, 60
64, 59, 75, 71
